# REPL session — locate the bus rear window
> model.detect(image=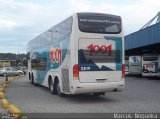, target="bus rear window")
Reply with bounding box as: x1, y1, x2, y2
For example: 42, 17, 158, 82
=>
143, 56, 158, 61
78, 13, 121, 34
